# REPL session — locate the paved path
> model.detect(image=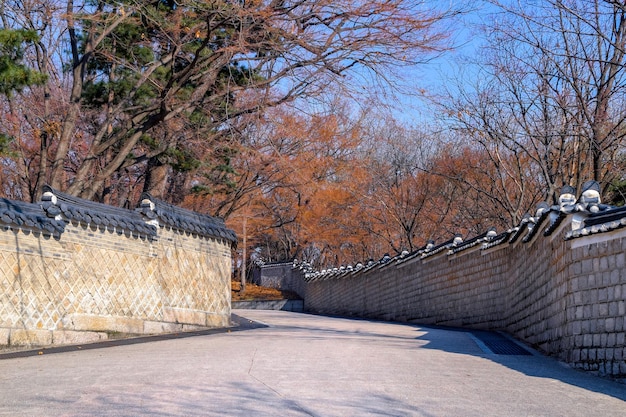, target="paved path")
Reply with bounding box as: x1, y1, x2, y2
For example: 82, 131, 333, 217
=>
0, 310, 625, 416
